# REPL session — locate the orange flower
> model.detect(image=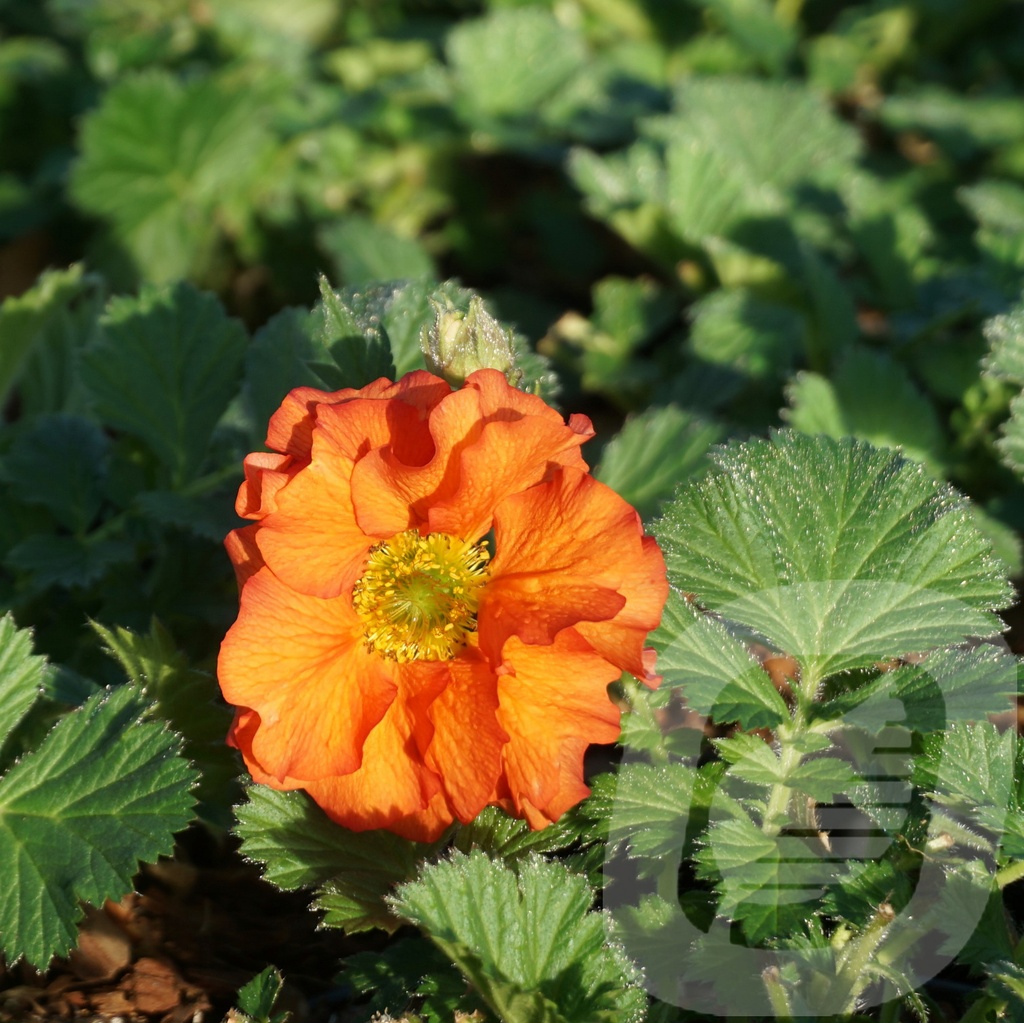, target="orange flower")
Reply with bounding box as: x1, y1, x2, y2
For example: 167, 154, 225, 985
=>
218, 369, 667, 841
